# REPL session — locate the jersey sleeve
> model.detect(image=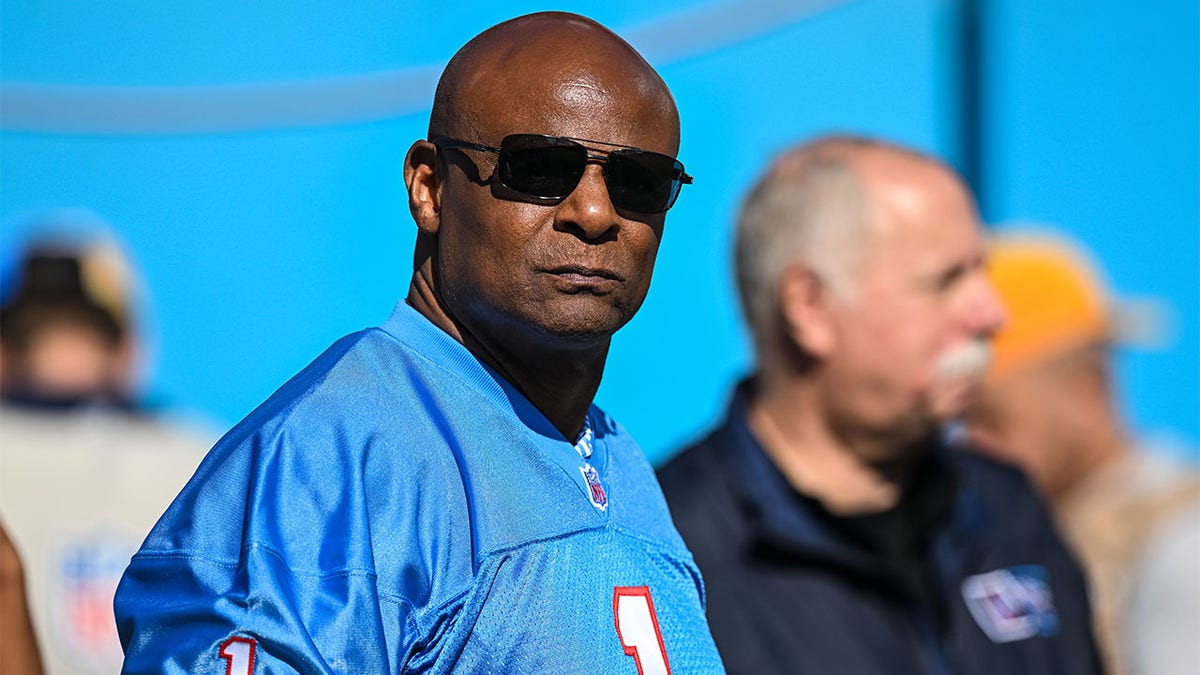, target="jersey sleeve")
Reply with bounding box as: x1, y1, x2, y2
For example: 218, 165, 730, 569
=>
116, 542, 397, 674
113, 405, 416, 674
